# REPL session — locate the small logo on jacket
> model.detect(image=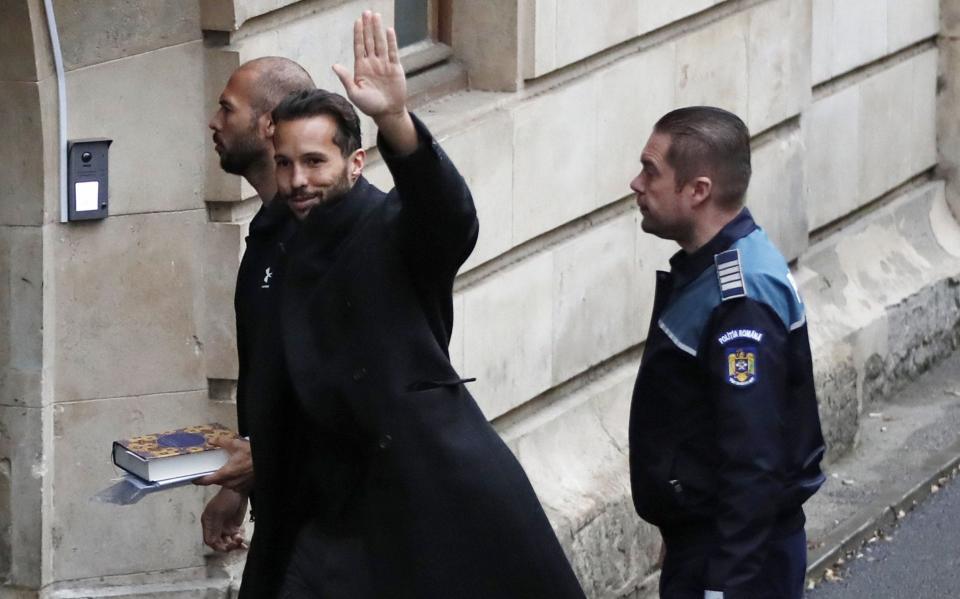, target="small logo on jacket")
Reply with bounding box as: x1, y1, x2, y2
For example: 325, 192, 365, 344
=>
262, 267, 273, 289
726, 347, 757, 387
